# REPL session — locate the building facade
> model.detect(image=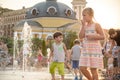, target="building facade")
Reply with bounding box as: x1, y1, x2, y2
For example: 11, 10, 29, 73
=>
0, 0, 87, 39
71, 0, 87, 21
0, 7, 29, 37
